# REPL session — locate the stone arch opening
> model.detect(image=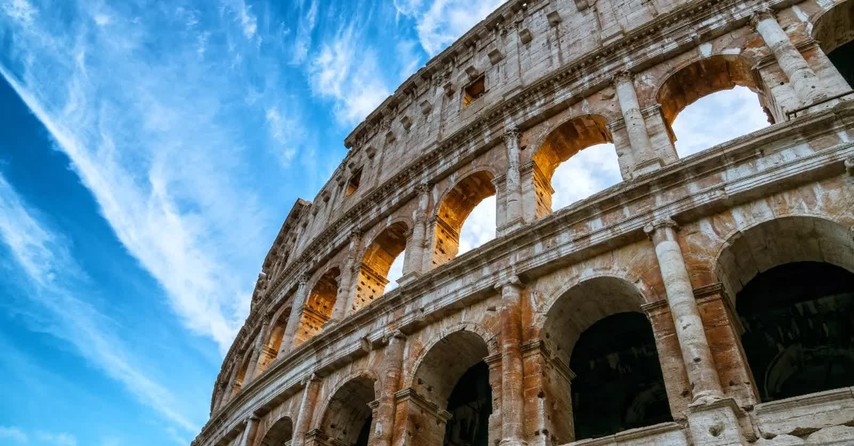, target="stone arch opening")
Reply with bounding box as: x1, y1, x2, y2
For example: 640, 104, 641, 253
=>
259, 416, 293, 446
295, 267, 340, 346
814, 0, 854, 88
431, 171, 496, 267
318, 375, 376, 446
231, 356, 251, 397
353, 222, 409, 311
409, 330, 493, 445
256, 308, 291, 375
532, 115, 618, 216
657, 55, 770, 157
542, 277, 671, 442
715, 216, 854, 403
